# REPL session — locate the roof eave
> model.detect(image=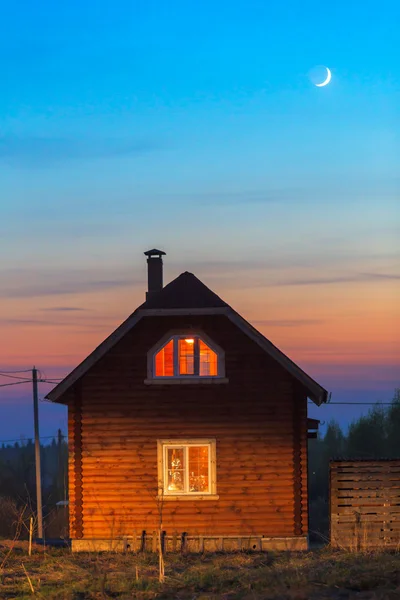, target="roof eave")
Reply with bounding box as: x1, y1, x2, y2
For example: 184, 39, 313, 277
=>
45, 309, 142, 403
45, 305, 329, 407
308, 387, 329, 406
225, 310, 329, 406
